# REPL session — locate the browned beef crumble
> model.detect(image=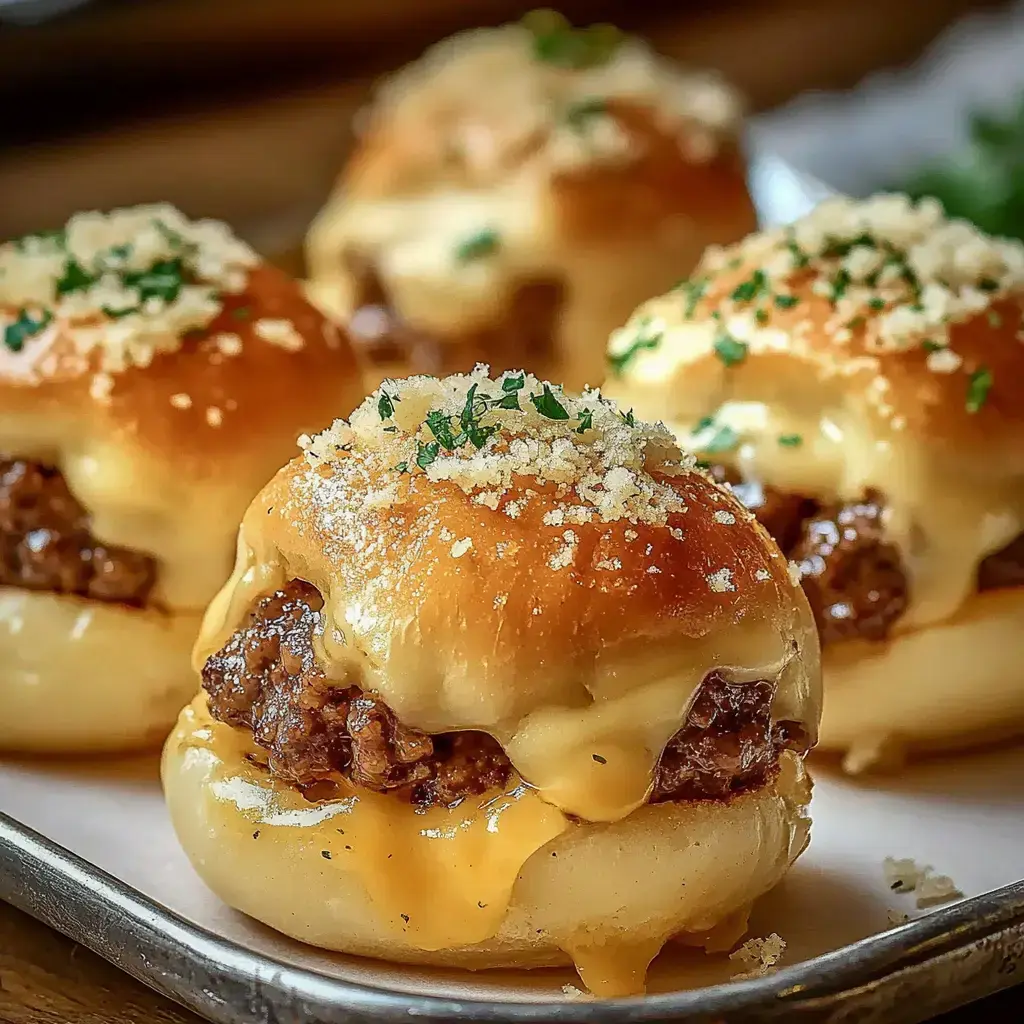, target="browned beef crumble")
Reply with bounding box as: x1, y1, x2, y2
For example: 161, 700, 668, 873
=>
978, 530, 1024, 592
345, 254, 565, 376
709, 465, 911, 644
0, 458, 157, 608
203, 580, 805, 809
789, 493, 909, 644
